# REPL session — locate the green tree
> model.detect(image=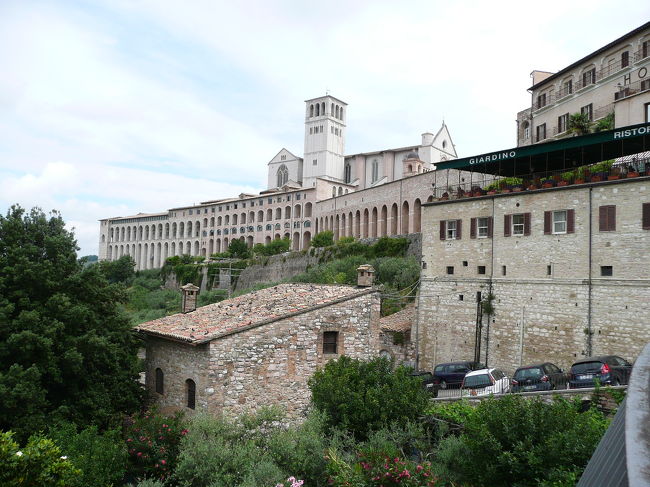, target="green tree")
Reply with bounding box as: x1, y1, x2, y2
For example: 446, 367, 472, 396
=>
98, 255, 136, 284
308, 356, 429, 439
228, 238, 250, 259
311, 230, 334, 248
0, 206, 143, 439
569, 112, 592, 135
